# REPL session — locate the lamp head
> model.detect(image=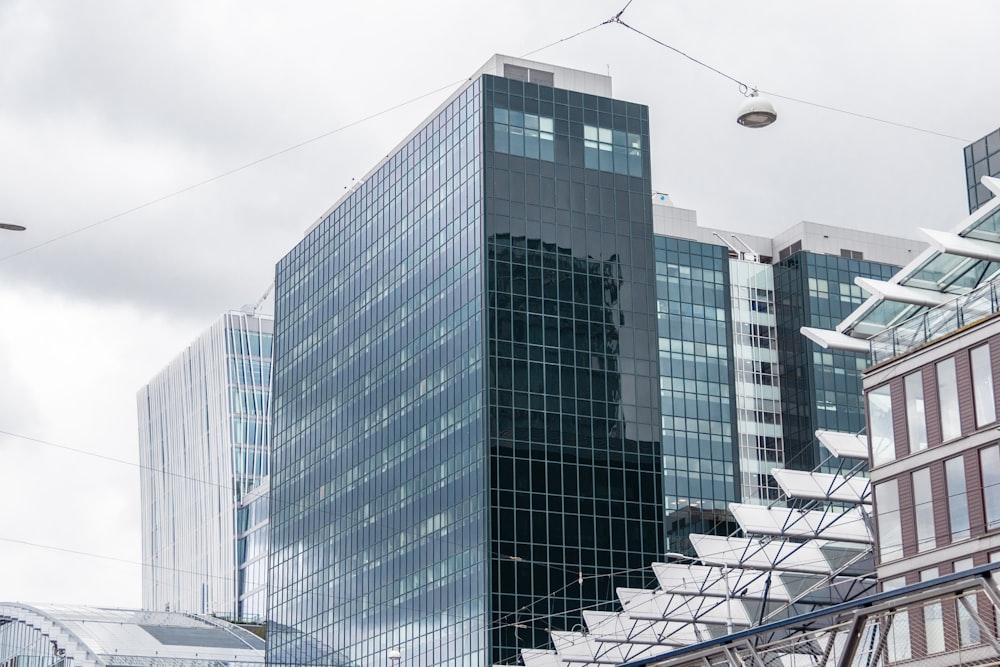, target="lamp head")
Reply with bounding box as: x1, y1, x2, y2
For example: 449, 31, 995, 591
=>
736, 91, 777, 128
